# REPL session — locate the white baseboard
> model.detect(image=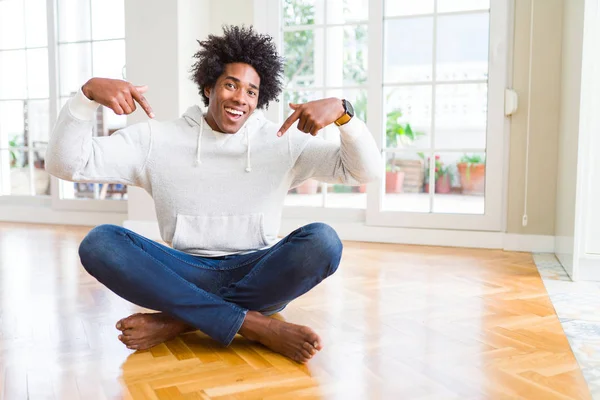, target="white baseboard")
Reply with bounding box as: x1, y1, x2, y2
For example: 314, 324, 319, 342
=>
0, 205, 126, 227
123, 218, 556, 253
503, 233, 556, 253
280, 219, 505, 249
